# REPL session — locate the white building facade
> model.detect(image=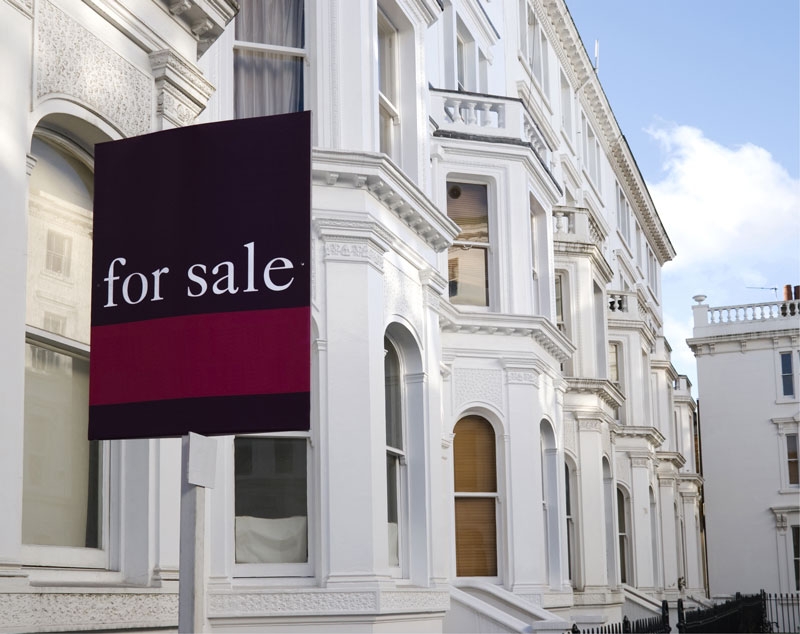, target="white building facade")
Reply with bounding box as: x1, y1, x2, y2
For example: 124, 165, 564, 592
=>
0, 0, 706, 631
688, 293, 800, 597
